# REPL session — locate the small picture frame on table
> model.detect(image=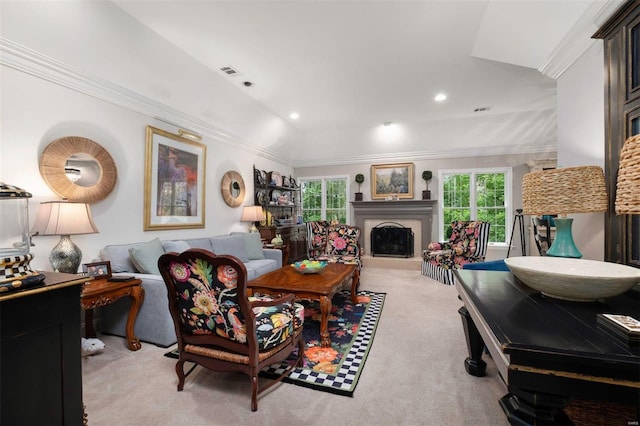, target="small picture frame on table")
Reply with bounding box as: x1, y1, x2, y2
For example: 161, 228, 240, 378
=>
82, 261, 112, 279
